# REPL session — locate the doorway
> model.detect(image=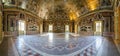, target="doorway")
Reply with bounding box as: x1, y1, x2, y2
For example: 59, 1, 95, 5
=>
18, 20, 25, 35
94, 21, 102, 35
49, 24, 53, 32
65, 25, 69, 32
